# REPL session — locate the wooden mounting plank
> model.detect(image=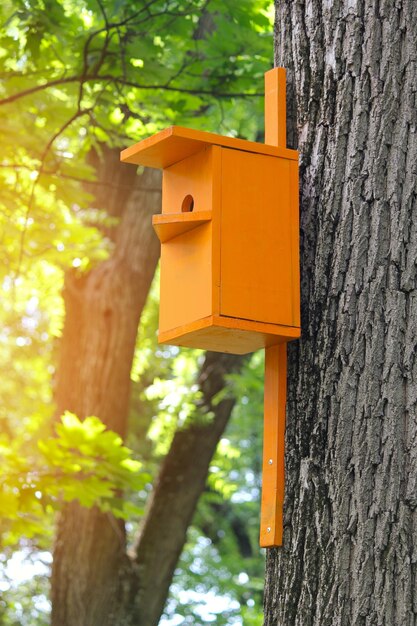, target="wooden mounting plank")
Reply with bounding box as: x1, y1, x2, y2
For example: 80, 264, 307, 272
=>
259, 344, 287, 547
260, 67, 289, 548
265, 67, 287, 148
